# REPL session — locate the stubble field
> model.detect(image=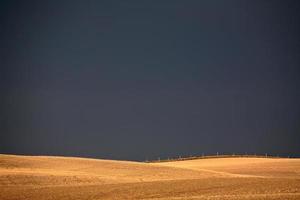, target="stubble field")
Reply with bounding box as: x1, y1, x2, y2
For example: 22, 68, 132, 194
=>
0, 154, 299, 200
